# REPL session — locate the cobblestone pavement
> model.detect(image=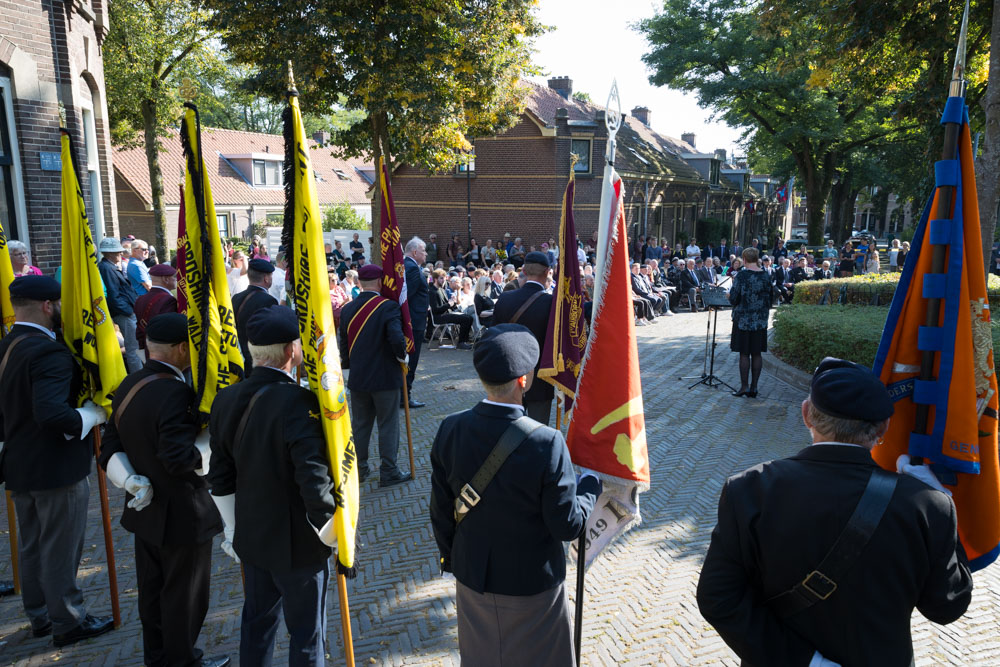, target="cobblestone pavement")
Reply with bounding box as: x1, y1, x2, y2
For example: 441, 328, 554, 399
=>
0, 310, 997, 665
